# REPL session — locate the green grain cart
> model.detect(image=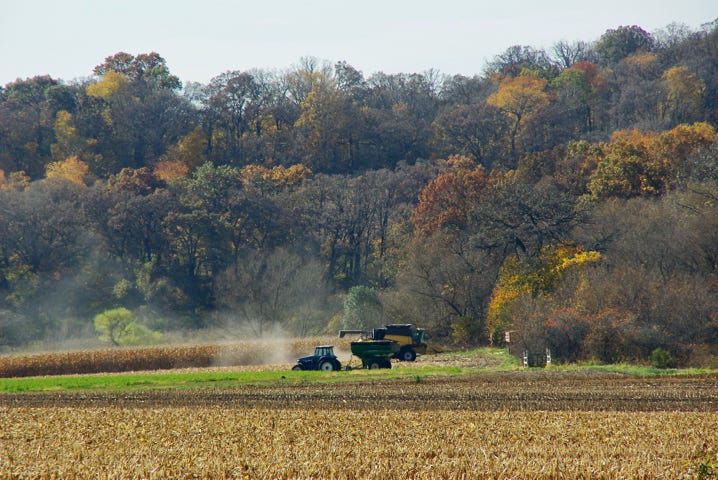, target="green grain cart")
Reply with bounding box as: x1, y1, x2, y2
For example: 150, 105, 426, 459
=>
349, 339, 399, 369
340, 324, 429, 362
